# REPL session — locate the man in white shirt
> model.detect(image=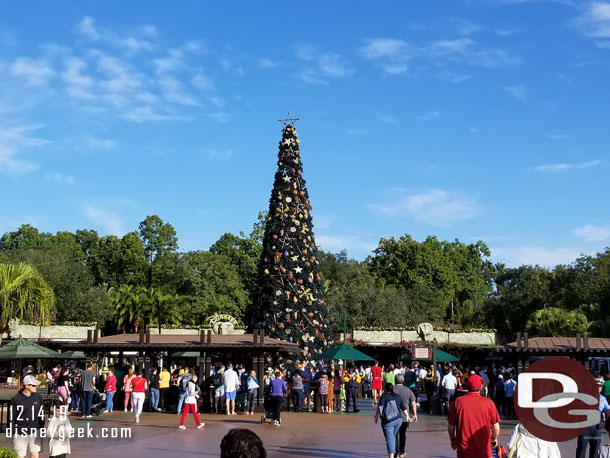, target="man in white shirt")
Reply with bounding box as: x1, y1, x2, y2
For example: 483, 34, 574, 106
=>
441, 368, 458, 415
222, 363, 240, 415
